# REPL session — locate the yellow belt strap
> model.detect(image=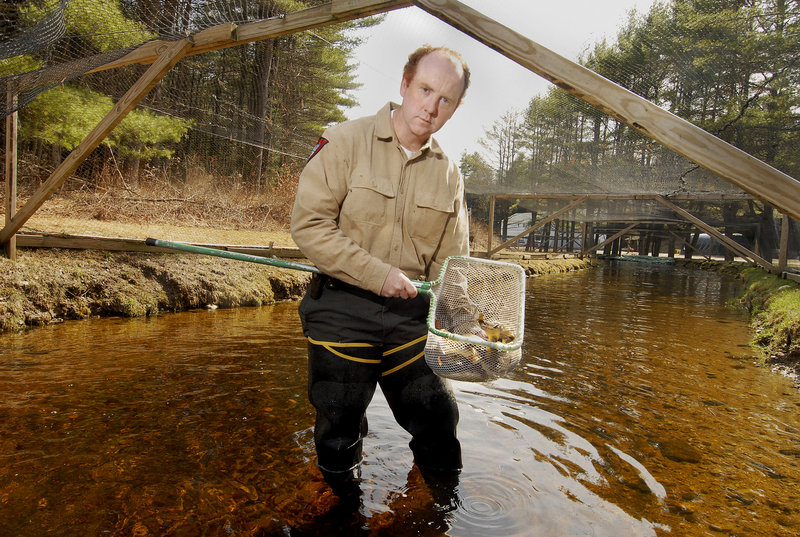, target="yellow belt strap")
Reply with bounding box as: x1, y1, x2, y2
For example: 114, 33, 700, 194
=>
307, 334, 428, 372
306, 337, 380, 364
